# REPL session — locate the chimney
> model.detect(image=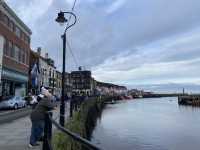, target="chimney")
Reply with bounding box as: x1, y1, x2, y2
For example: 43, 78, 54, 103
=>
37, 47, 41, 56
78, 66, 82, 71
45, 53, 48, 59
